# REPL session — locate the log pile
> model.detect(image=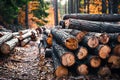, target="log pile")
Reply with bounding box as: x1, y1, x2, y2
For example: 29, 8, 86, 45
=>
45, 14, 120, 78
0, 29, 37, 55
